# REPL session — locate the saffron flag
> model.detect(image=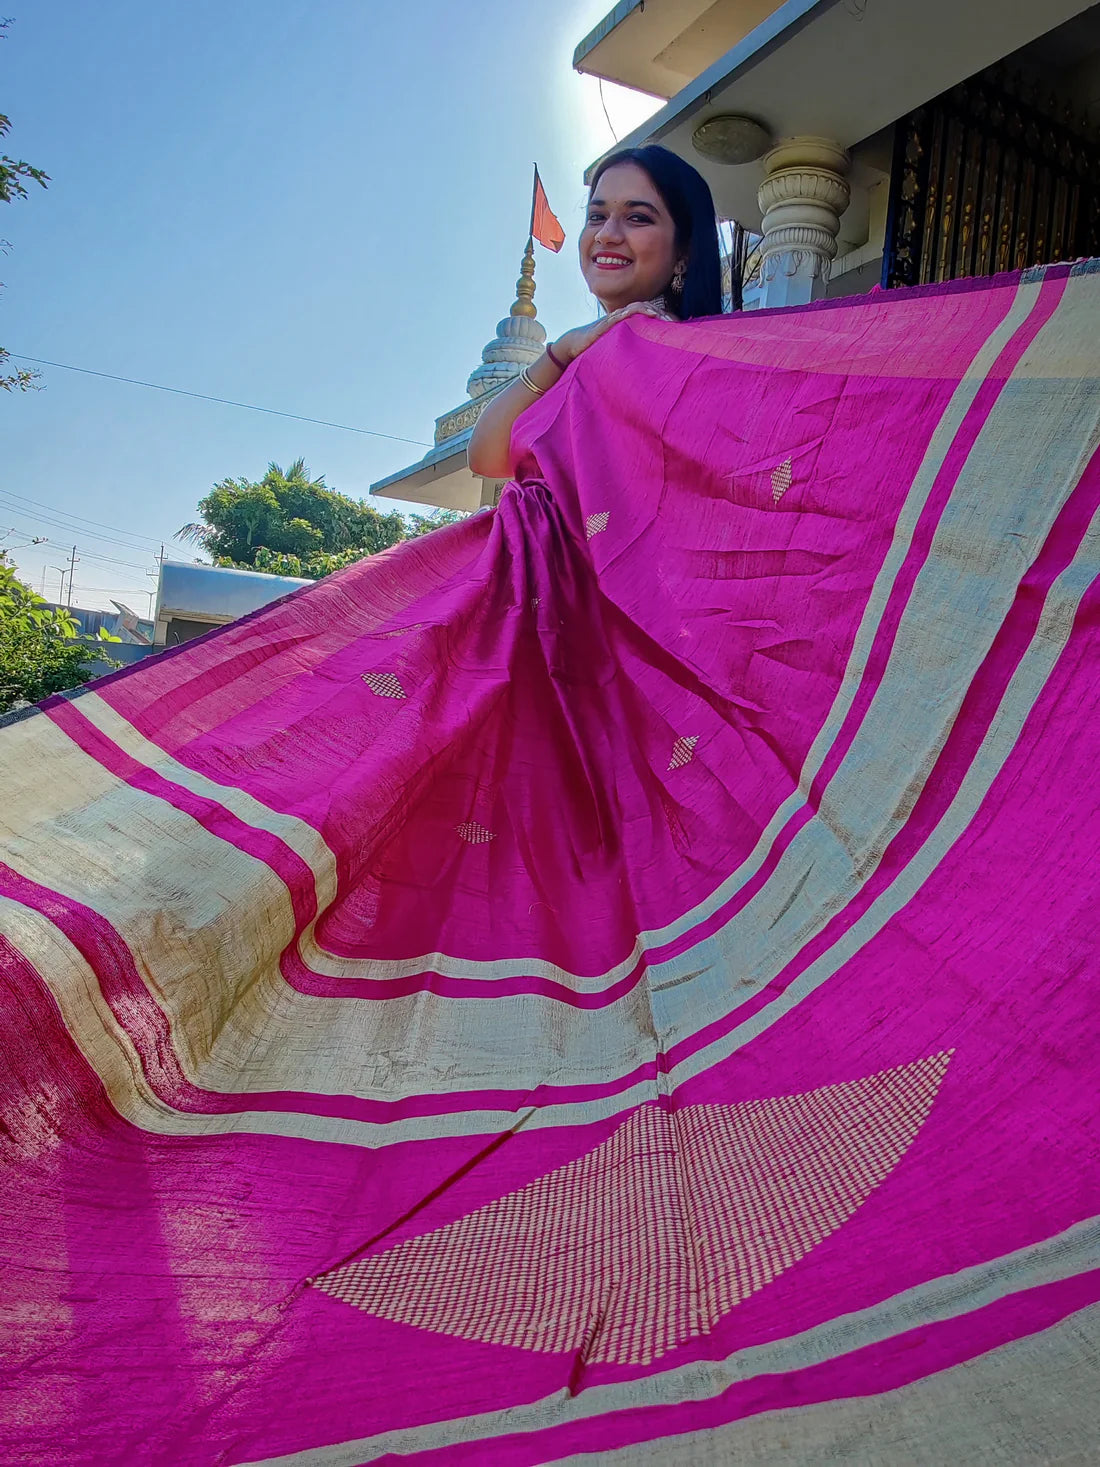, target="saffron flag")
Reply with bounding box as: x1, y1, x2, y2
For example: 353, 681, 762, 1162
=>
3, 262, 1100, 1464
531, 164, 565, 252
